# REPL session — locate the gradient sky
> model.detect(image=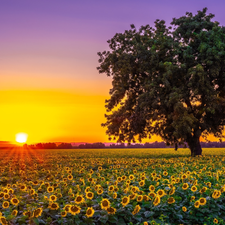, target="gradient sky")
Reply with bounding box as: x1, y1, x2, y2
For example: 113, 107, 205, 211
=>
1, 0, 225, 144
